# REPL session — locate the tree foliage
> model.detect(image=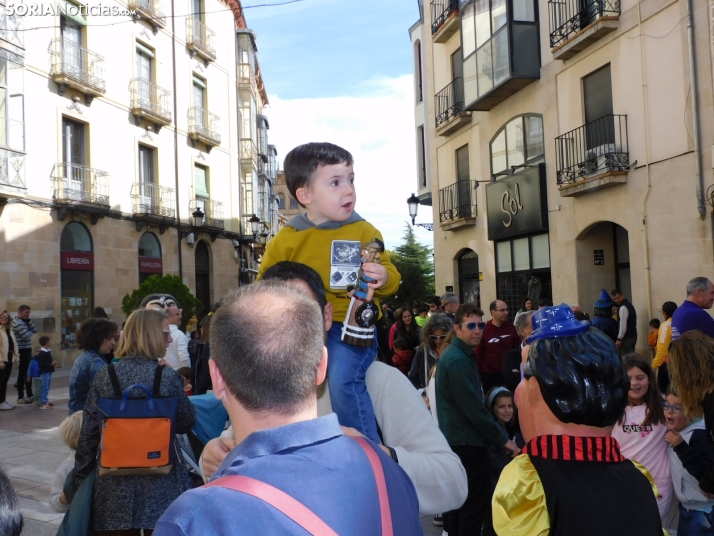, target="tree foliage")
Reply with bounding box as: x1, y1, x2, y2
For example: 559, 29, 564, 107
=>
121, 274, 202, 332
387, 224, 435, 309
